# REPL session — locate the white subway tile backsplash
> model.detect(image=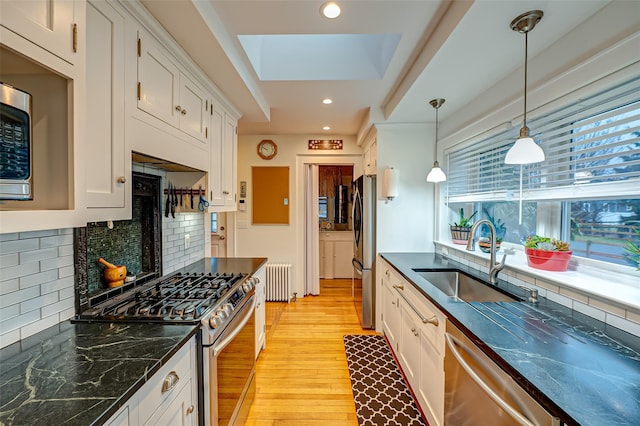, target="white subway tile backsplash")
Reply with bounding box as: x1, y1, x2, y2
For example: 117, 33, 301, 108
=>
40, 233, 73, 248
0, 253, 19, 268
0, 238, 39, 255
627, 310, 640, 325
0, 229, 78, 349
0, 279, 19, 296
606, 313, 640, 337
0, 233, 19, 242
0, 262, 40, 282
19, 229, 58, 239
40, 254, 74, 272
19, 269, 58, 289
19, 247, 58, 264
589, 298, 626, 318
21, 293, 59, 314
572, 300, 606, 322
0, 309, 40, 334
559, 288, 589, 304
